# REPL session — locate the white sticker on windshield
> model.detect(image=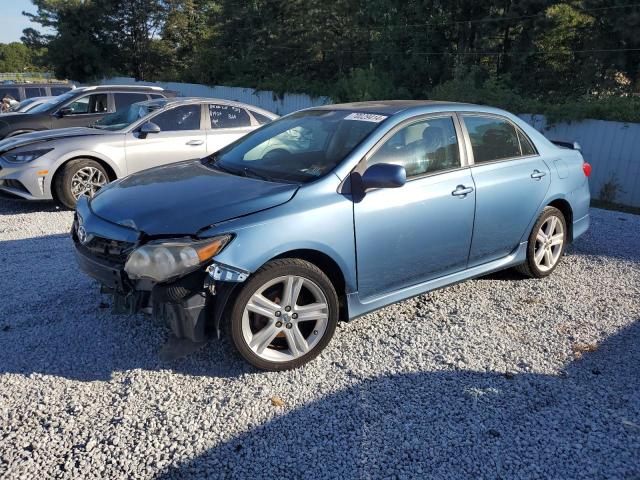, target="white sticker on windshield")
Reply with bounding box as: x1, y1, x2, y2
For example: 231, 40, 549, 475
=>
344, 112, 388, 123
